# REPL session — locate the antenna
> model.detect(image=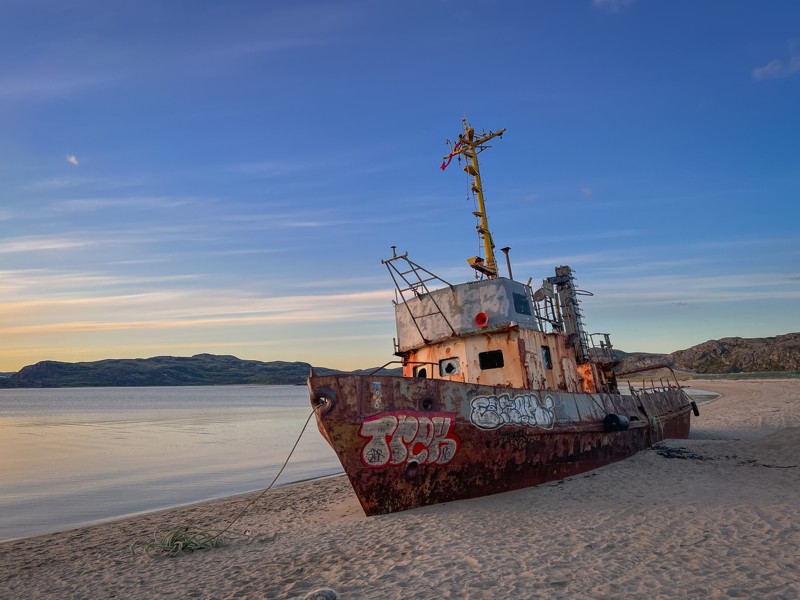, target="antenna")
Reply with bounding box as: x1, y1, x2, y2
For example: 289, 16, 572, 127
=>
441, 118, 506, 279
